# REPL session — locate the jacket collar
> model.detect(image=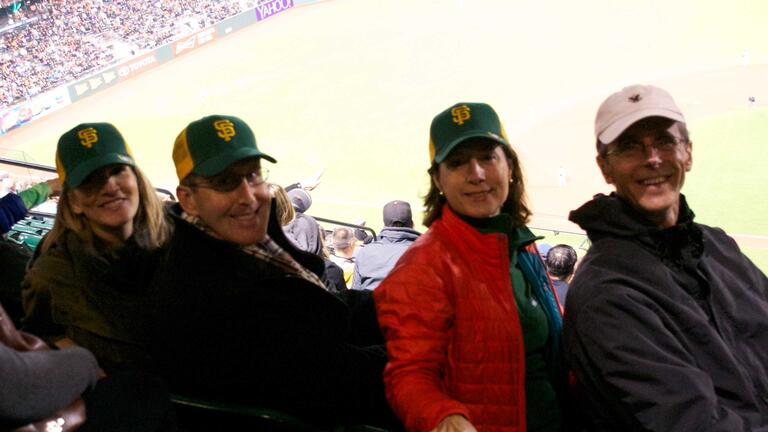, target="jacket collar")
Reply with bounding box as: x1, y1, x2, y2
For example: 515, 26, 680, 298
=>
436, 204, 538, 259
378, 226, 421, 241
569, 192, 702, 264
168, 201, 326, 278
